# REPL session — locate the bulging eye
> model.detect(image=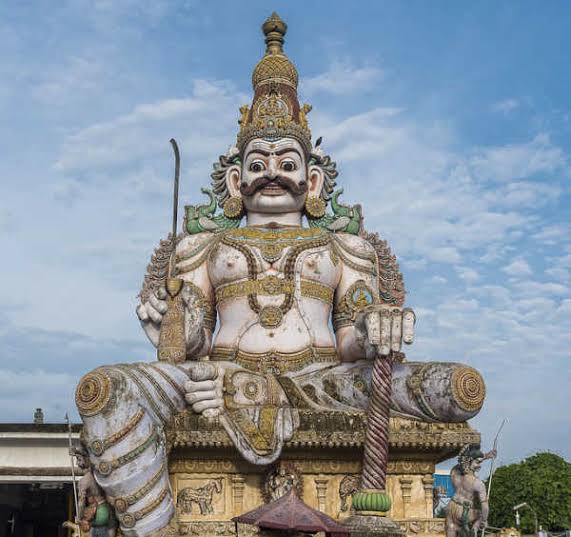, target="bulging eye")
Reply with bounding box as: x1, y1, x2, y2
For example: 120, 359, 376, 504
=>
281, 159, 297, 172
249, 160, 265, 173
